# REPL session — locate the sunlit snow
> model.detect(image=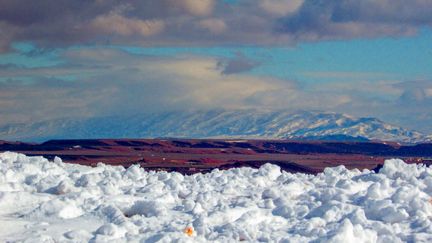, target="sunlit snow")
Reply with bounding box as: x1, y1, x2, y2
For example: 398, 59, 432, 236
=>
1, 152, 432, 242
